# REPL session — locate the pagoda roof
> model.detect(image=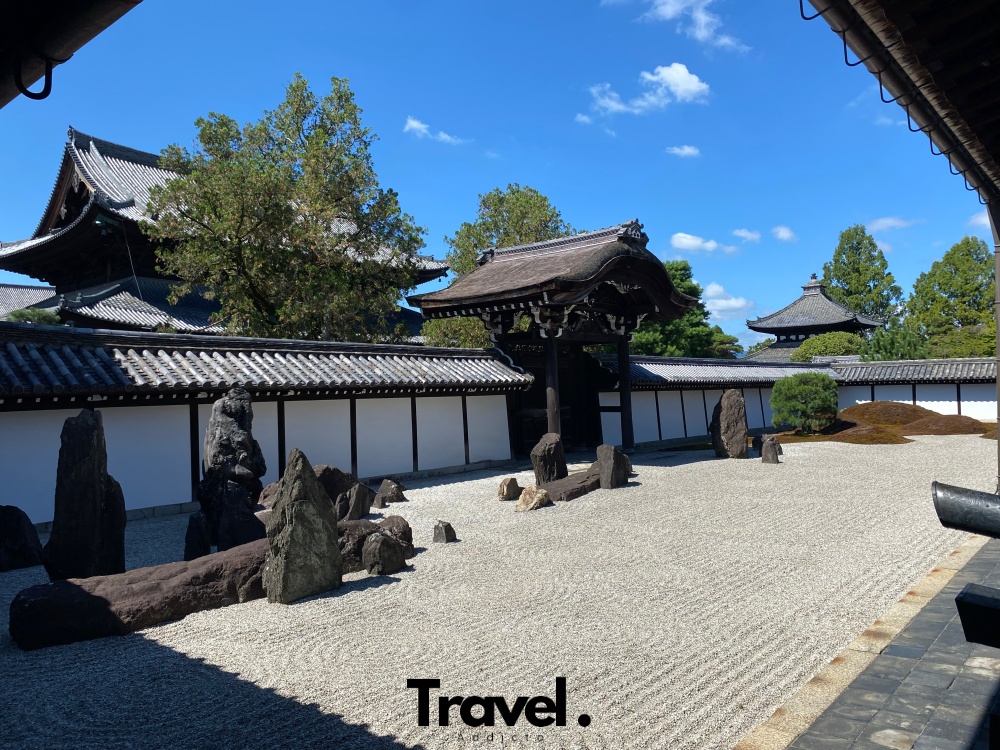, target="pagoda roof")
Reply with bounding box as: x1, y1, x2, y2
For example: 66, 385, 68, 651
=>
740, 341, 803, 364
0, 283, 56, 318
408, 220, 695, 321
746, 275, 884, 335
